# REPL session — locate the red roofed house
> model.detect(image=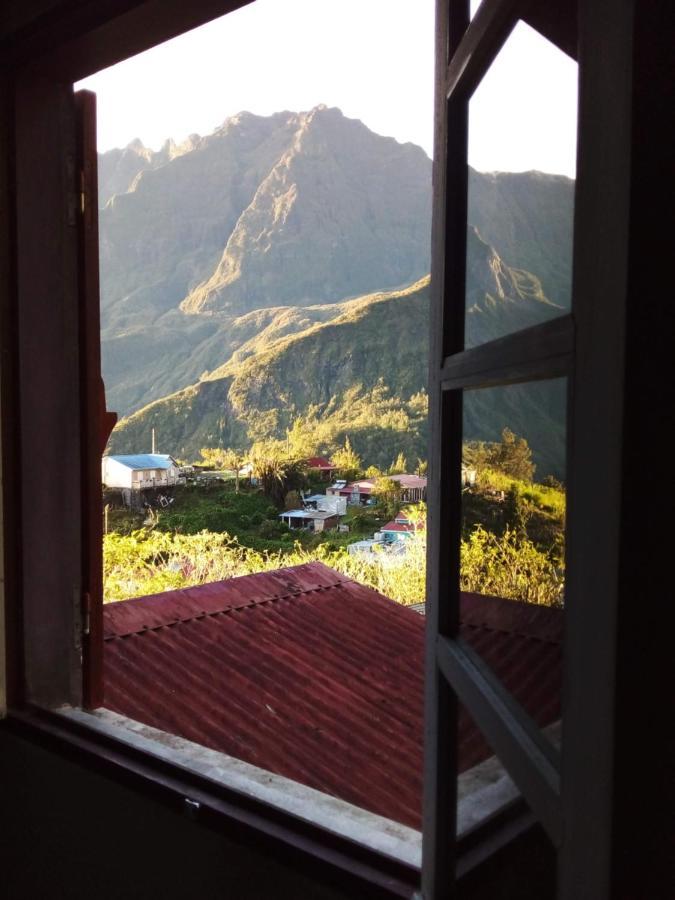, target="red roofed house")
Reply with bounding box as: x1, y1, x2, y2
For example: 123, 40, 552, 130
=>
306, 456, 337, 481
380, 519, 420, 543
102, 562, 562, 831
327, 475, 427, 506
